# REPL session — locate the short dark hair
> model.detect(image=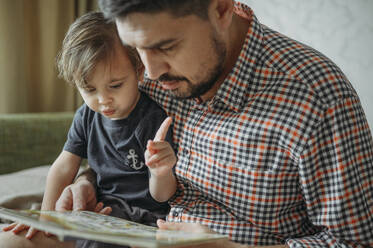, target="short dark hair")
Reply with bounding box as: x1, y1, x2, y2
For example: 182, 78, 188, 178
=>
98, 0, 212, 21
